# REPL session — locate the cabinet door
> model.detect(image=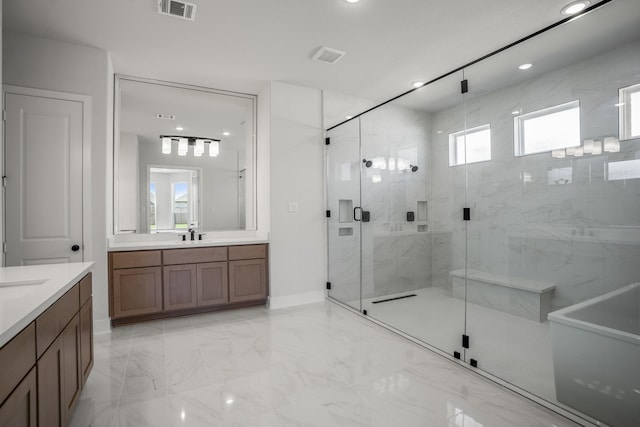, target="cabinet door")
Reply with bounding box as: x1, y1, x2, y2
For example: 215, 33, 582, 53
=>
37, 331, 63, 427
80, 298, 94, 387
0, 367, 37, 427
197, 262, 228, 307
163, 264, 197, 311
61, 314, 81, 425
229, 259, 267, 303
37, 314, 81, 427
112, 267, 163, 318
